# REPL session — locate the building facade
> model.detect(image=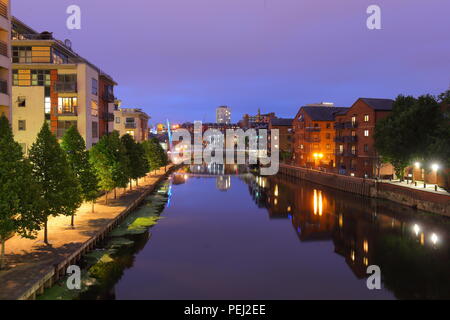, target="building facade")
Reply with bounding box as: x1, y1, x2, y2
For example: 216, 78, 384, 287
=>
114, 108, 150, 142
0, 0, 11, 119
216, 106, 231, 124
334, 98, 394, 178
293, 105, 348, 169
268, 118, 294, 158
11, 18, 117, 152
